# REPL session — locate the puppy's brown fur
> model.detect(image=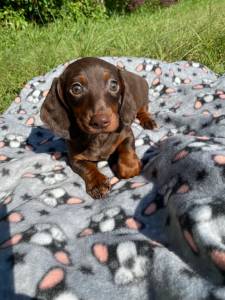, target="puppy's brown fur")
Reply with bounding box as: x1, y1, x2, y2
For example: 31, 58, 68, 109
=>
41, 57, 157, 198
